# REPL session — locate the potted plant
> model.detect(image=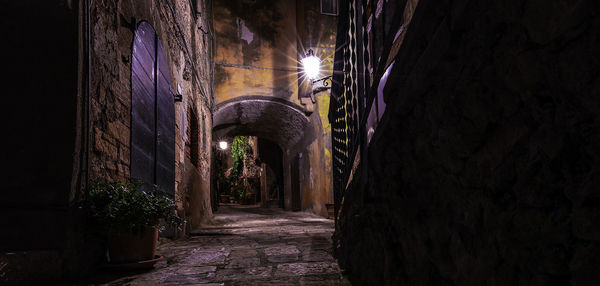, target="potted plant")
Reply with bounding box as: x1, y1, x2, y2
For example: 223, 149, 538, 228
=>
84, 181, 182, 265
220, 193, 230, 204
